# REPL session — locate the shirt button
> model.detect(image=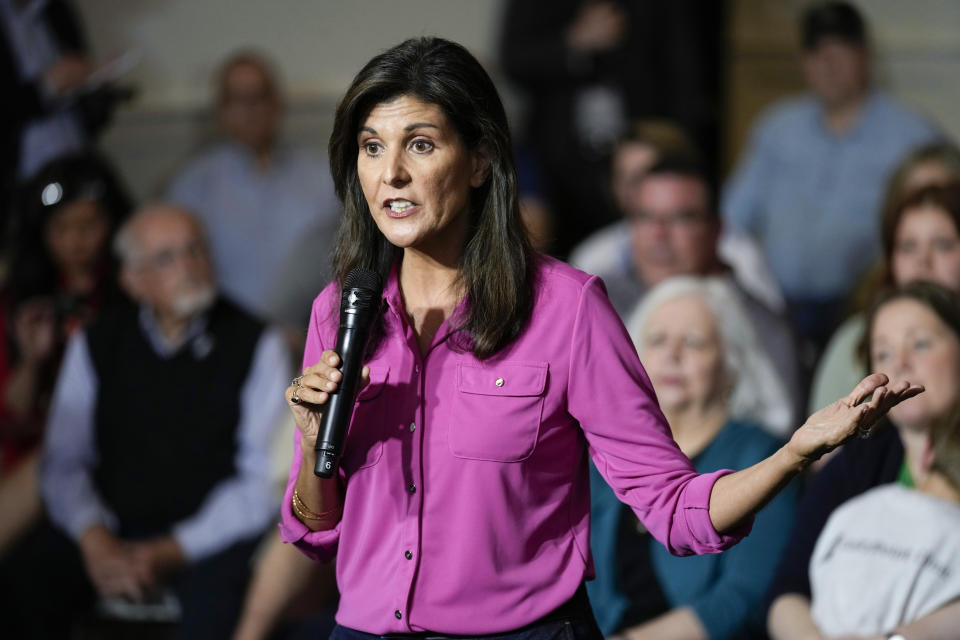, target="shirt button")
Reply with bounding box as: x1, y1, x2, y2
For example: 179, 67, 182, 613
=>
404, 550, 413, 560
409, 422, 416, 432
408, 483, 417, 494
414, 364, 420, 374
495, 377, 504, 387
394, 609, 402, 620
